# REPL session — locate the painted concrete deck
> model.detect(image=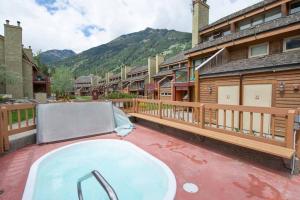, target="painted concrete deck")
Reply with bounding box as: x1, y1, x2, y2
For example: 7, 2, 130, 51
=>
0, 124, 300, 200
